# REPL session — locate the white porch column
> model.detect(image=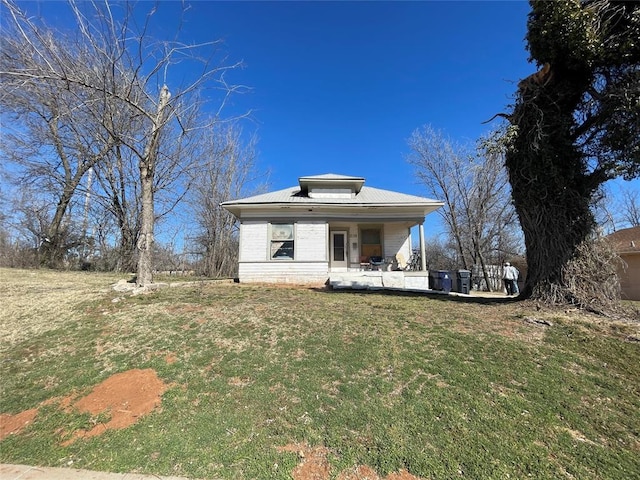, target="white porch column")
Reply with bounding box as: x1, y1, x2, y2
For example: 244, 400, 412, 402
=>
419, 222, 426, 271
